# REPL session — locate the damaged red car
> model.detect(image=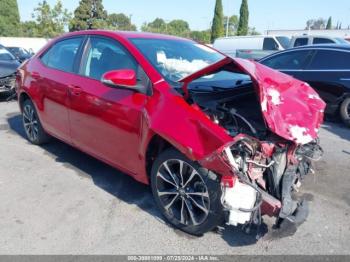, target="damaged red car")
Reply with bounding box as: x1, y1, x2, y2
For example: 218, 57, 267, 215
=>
16, 31, 326, 236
